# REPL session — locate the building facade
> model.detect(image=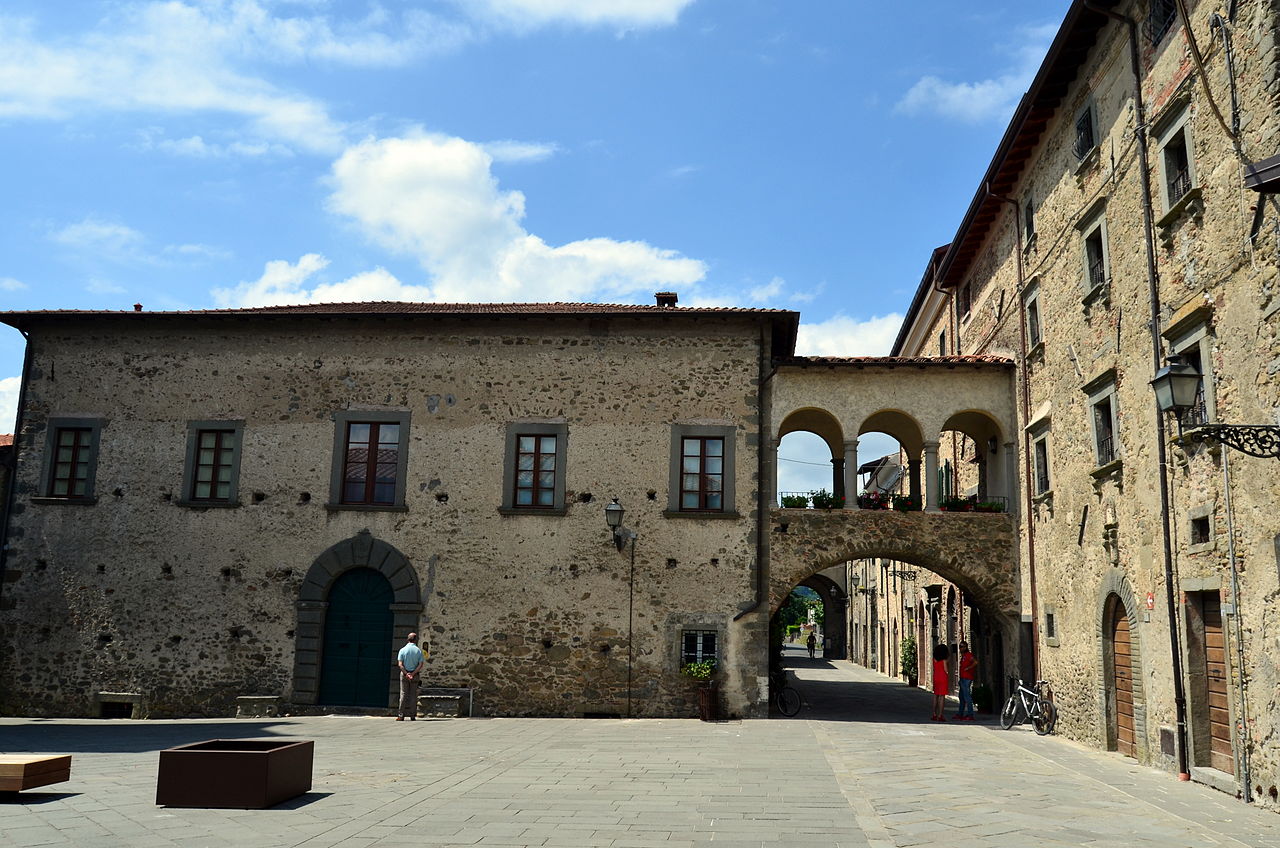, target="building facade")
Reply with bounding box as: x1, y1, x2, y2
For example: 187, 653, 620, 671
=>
892, 0, 1280, 803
